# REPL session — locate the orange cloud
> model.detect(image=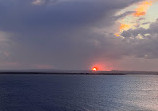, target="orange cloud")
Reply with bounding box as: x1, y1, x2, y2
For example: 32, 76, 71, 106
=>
133, 1, 152, 17
115, 0, 157, 37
